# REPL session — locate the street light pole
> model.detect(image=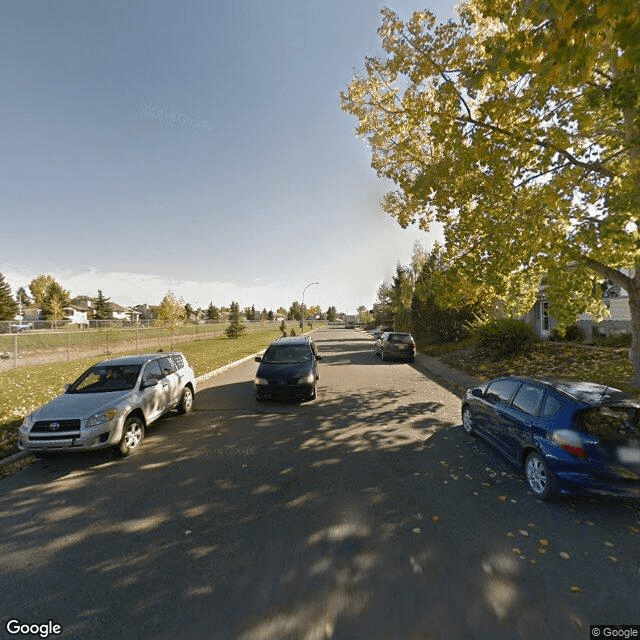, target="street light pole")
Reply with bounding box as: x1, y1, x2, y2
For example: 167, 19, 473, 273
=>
301, 282, 319, 334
